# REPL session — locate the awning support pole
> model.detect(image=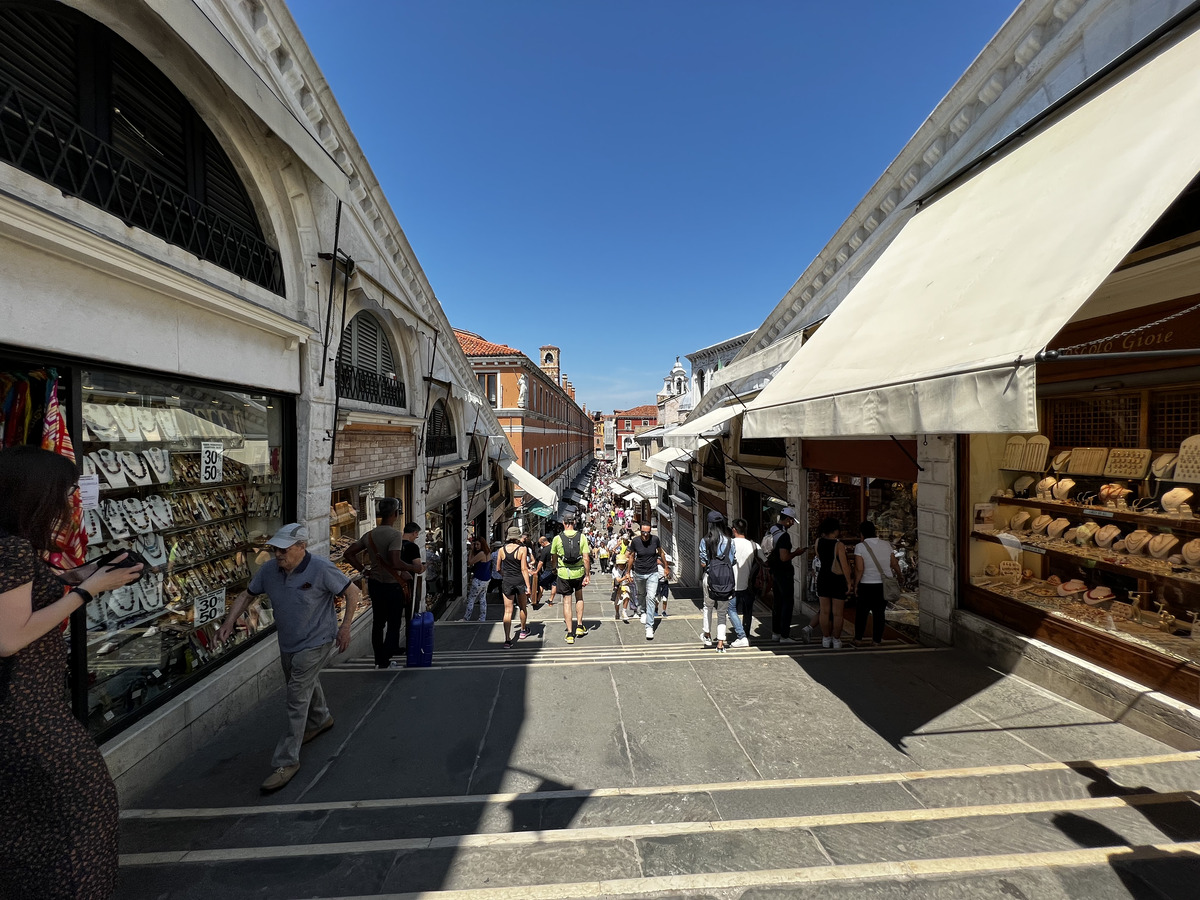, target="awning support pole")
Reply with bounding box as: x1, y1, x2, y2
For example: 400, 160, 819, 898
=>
1037, 348, 1200, 363
889, 435, 925, 473
318, 199, 343, 387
